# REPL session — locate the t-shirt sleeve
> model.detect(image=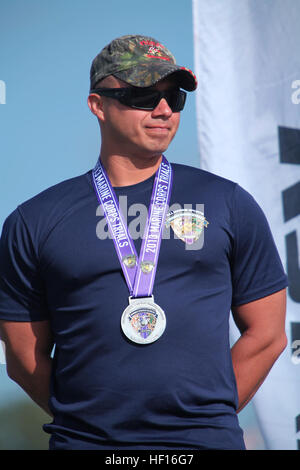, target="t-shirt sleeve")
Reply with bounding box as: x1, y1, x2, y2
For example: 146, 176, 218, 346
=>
231, 184, 288, 307
0, 208, 48, 321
